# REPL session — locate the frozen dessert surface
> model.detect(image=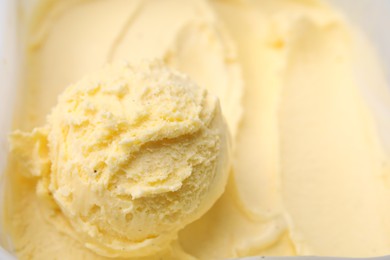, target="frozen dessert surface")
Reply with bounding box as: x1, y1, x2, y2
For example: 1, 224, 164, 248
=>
10, 62, 230, 258
4, 0, 390, 259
